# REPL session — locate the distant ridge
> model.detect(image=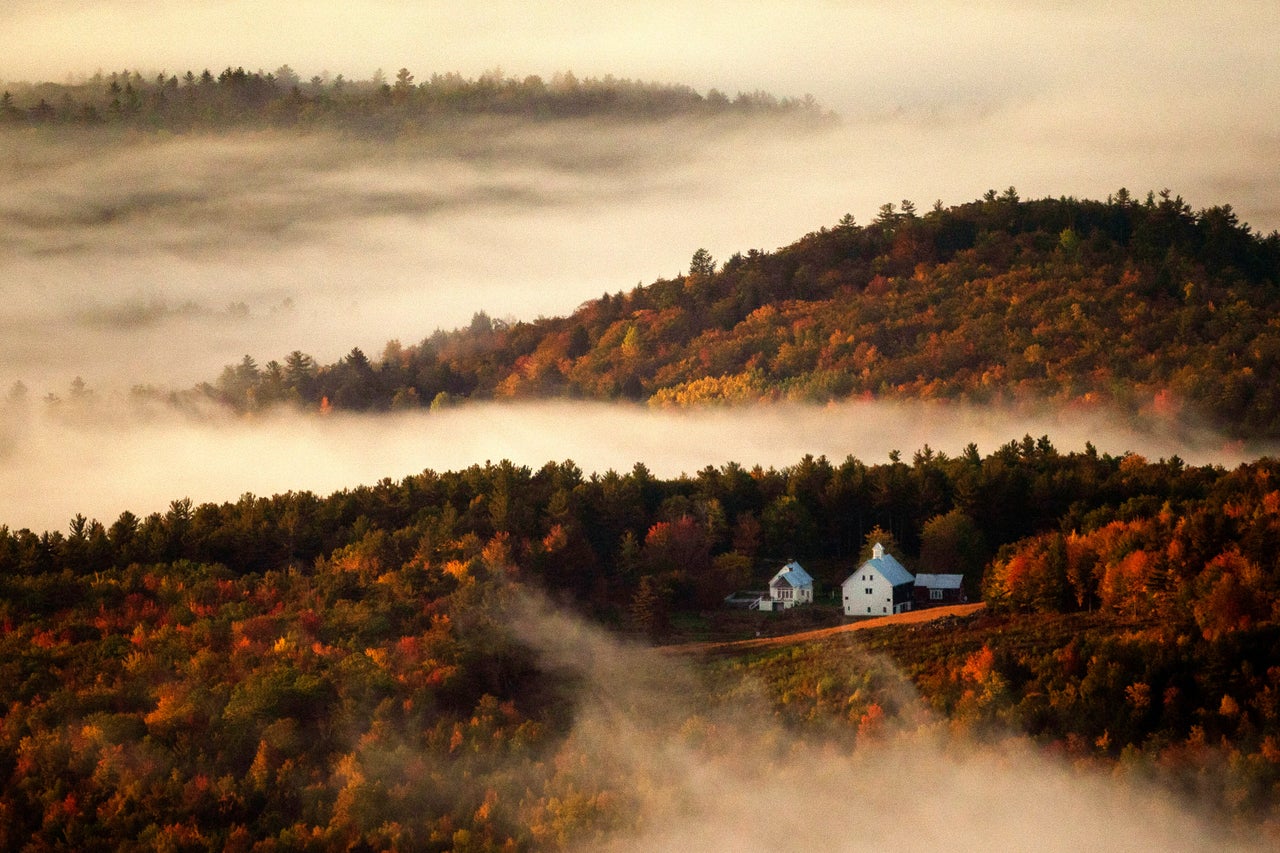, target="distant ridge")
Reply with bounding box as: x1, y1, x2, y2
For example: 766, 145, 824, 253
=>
186, 189, 1280, 440
0, 67, 833, 133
